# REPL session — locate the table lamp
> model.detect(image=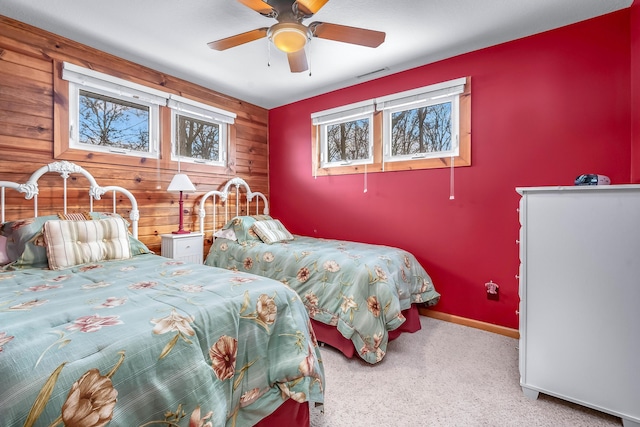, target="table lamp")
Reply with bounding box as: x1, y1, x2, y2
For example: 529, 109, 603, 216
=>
167, 172, 196, 234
